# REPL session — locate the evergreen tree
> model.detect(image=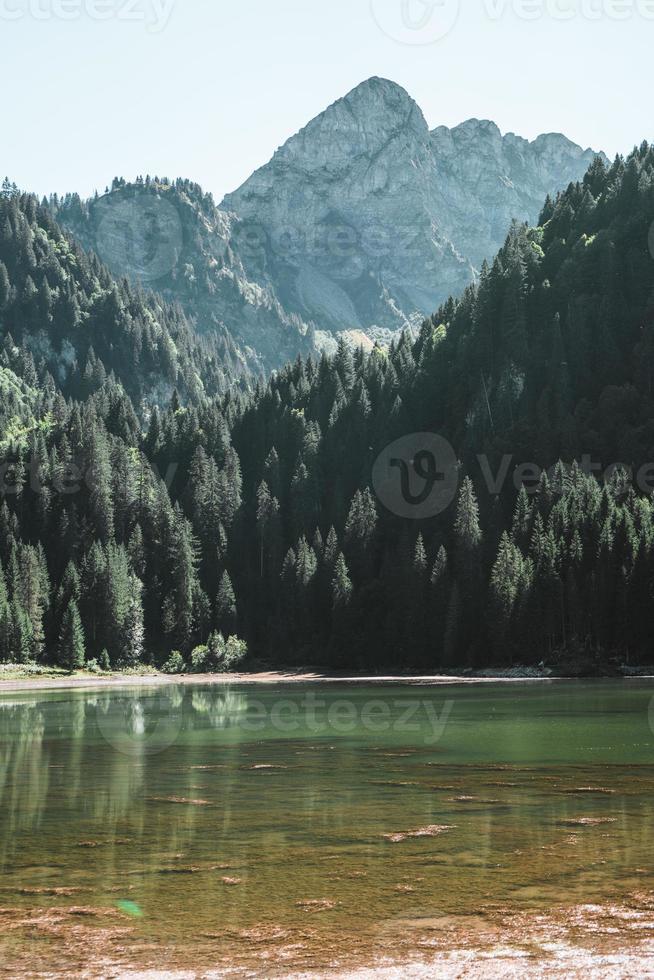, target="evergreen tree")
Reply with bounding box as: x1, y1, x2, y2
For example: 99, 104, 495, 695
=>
60, 599, 85, 670
216, 570, 237, 637
332, 554, 353, 608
